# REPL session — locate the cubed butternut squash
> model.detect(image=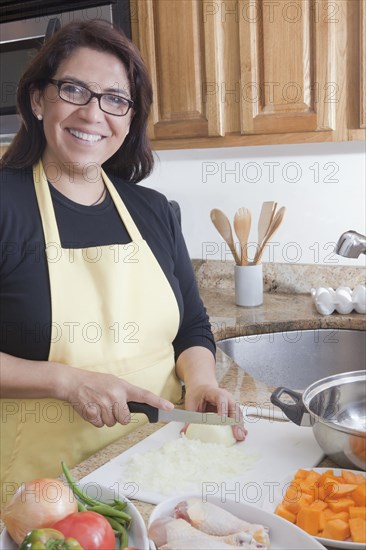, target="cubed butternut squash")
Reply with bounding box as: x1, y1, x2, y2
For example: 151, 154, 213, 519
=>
283, 493, 313, 514
275, 468, 366, 544
309, 500, 328, 511
328, 498, 355, 513
296, 507, 323, 535
298, 479, 318, 496
305, 470, 321, 485
342, 470, 365, 485
295, 468, 311, 479
349, 506, 366, 519
328, 483, 358, 499
275, 504, 297, 523
284, 481, 301, 501
352, 483, 366, 507
318, 470, 343, 486
349, 517, 366, 543
323, 509, 349, 523
318, 470, 334, 485
321, 519, 351, 541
